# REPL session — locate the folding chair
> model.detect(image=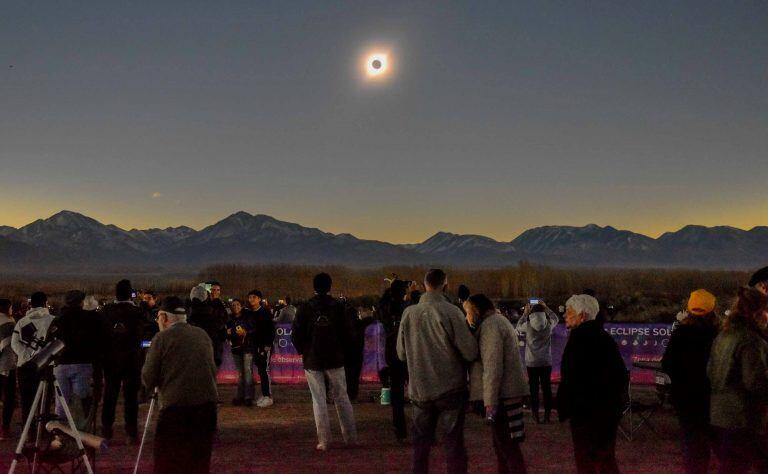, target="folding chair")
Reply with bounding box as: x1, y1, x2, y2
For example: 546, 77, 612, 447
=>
619, 371, 663, 441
